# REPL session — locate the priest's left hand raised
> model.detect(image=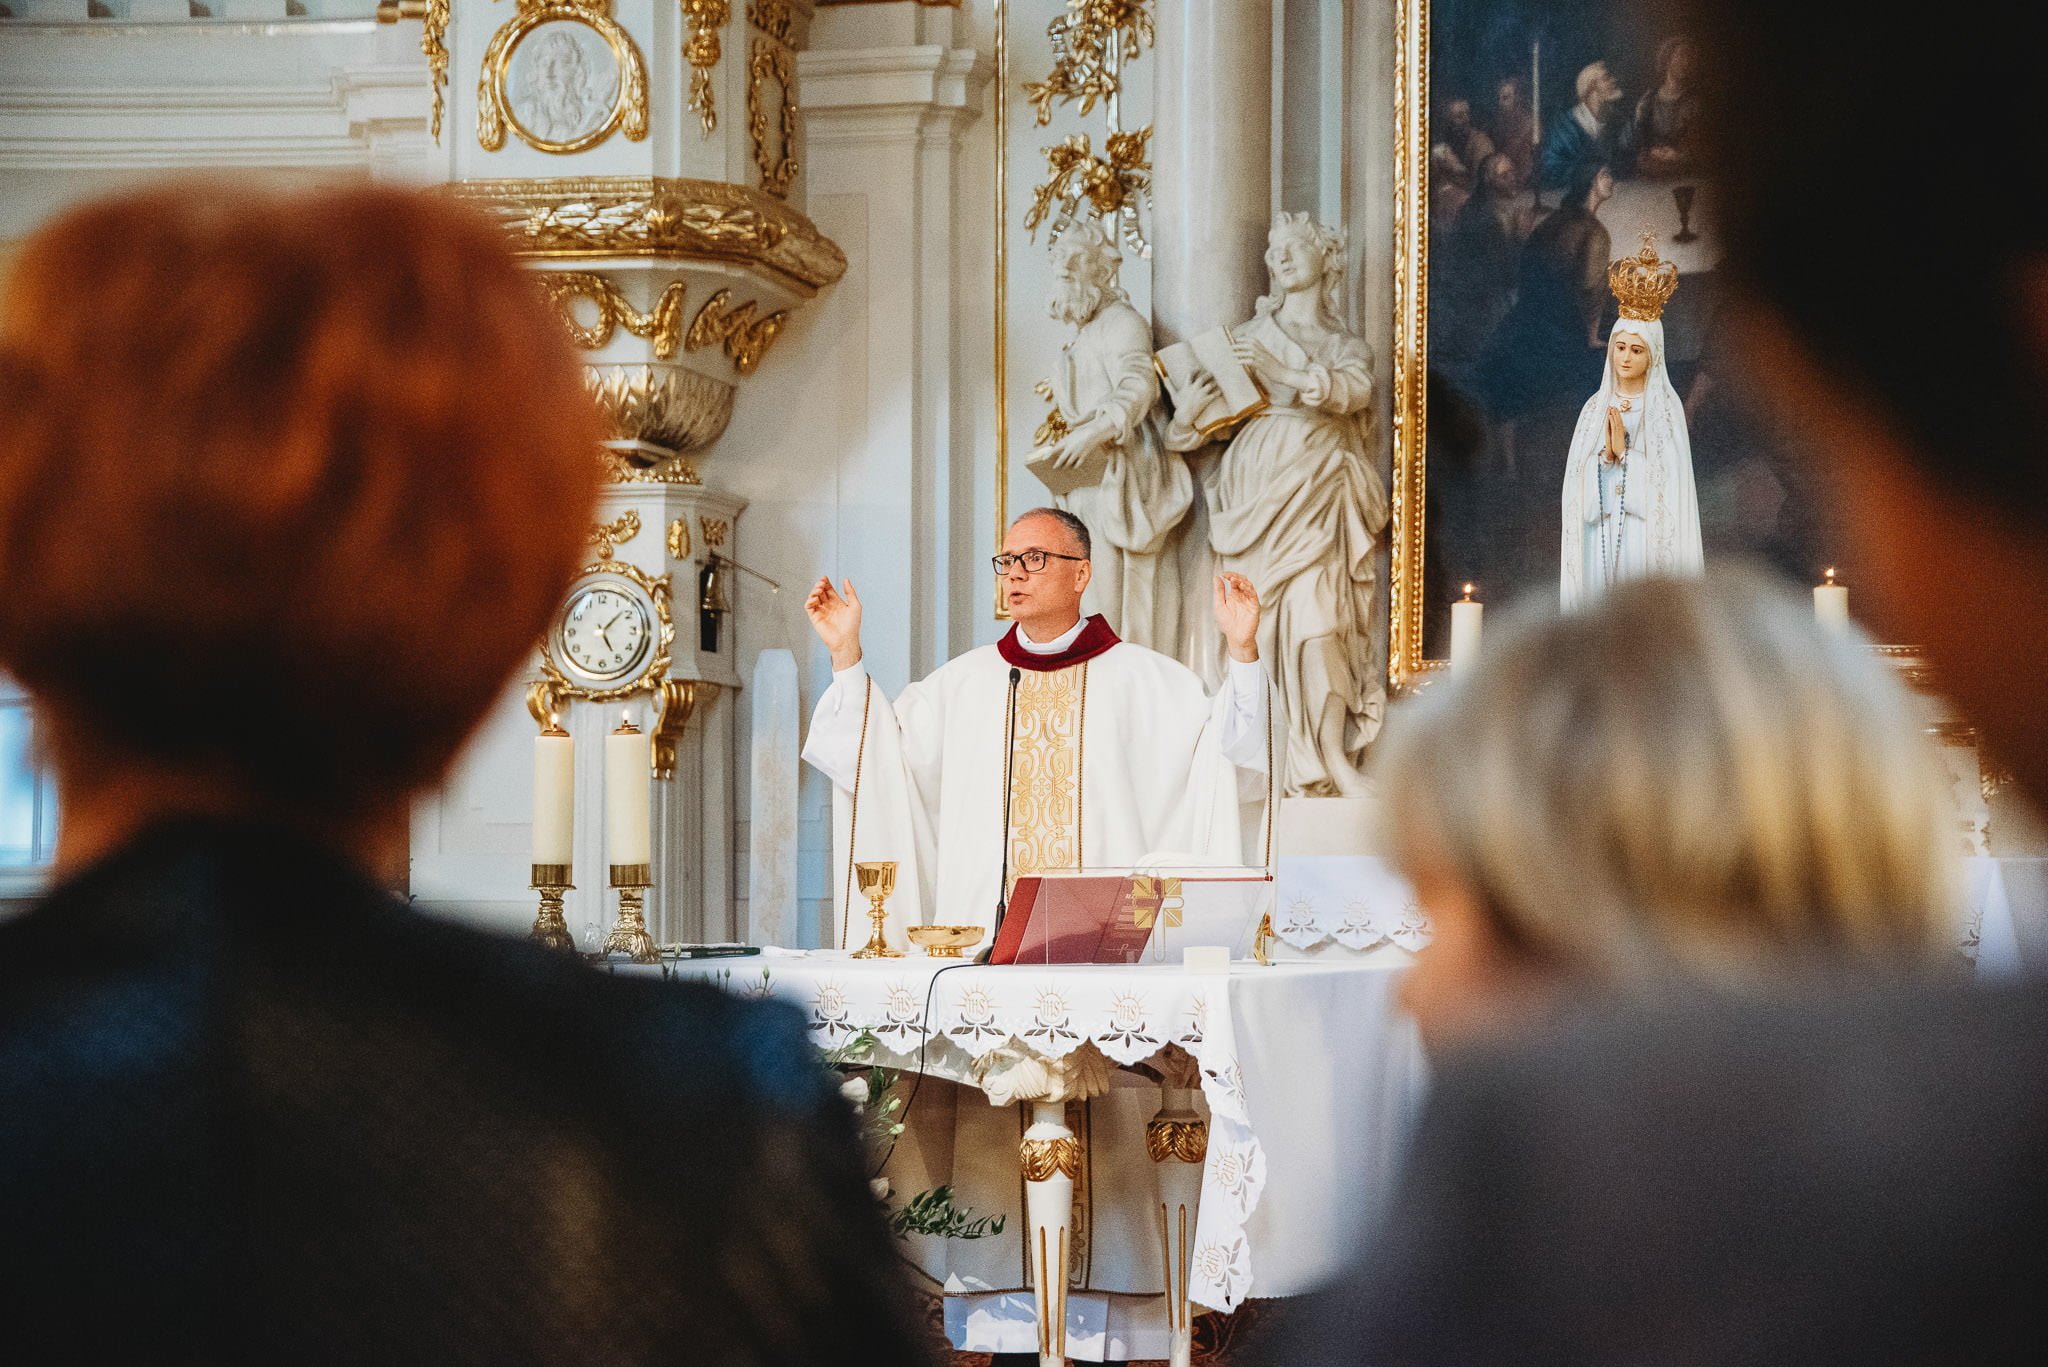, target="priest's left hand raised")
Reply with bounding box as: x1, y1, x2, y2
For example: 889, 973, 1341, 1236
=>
801, 507, 1278, 947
